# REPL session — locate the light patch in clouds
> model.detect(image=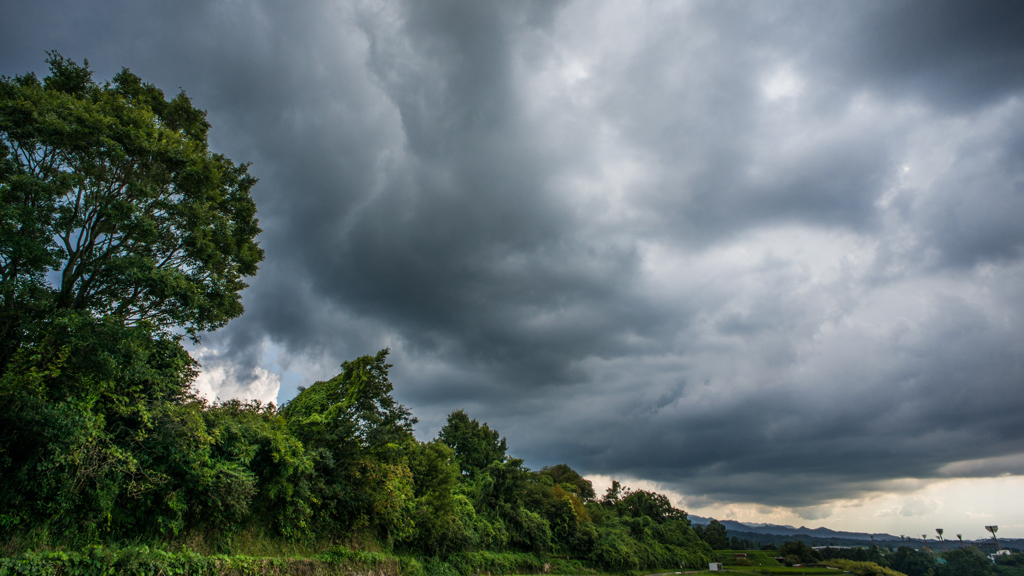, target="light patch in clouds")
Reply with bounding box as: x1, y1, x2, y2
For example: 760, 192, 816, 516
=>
876, 495, 942, 518
587, 474, 691, 509
761, 64, 805, 101
192, 348, 282, 405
